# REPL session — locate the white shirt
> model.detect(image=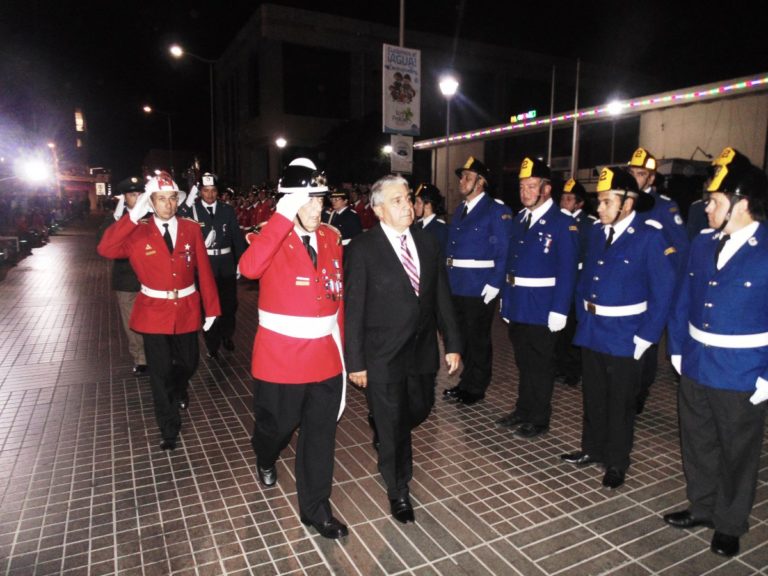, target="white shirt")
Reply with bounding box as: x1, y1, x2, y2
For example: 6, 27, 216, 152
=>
294, 226, 318, 252
154, 215, 178, 245
718, 221, 760, 269
521, 197, 553, 227
419, 214, 436, 228
201, 200, 217, 215
604, 211, 636, 244
463, 192, 486, 215
380, 222, 420, 272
